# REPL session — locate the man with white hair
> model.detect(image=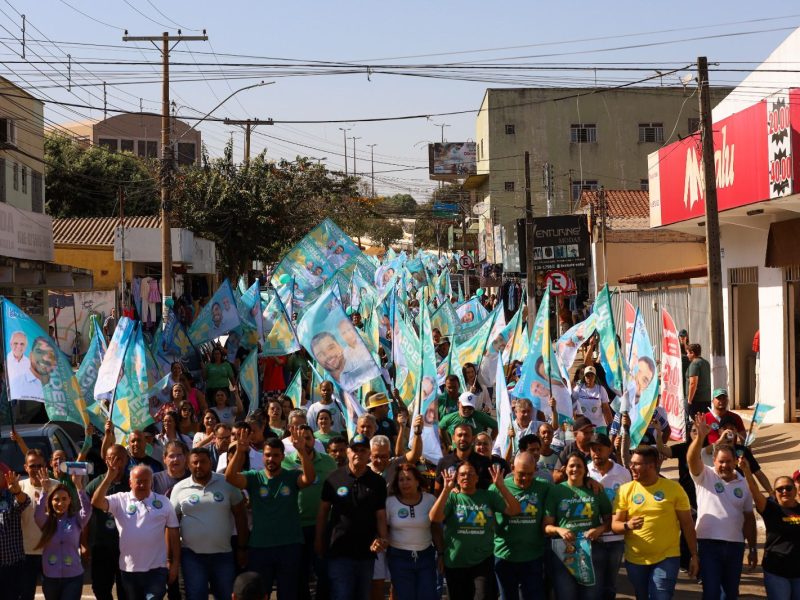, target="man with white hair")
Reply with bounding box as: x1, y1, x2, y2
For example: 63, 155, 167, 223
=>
6, 330, 30, 381
91, 463, 180, 600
